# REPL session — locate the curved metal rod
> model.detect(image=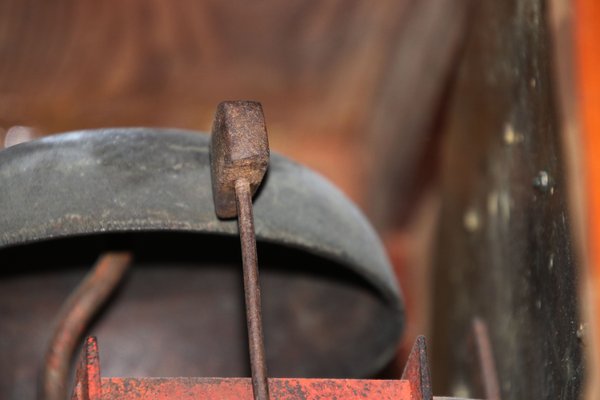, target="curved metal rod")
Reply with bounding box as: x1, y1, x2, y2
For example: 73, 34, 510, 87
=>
40, 252, 132, 400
